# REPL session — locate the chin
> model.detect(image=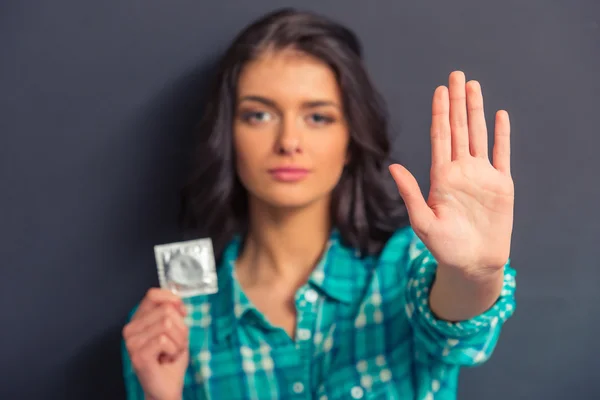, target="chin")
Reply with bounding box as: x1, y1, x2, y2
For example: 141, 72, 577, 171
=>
252, 187, 330, 211
263, 195, 320, 210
